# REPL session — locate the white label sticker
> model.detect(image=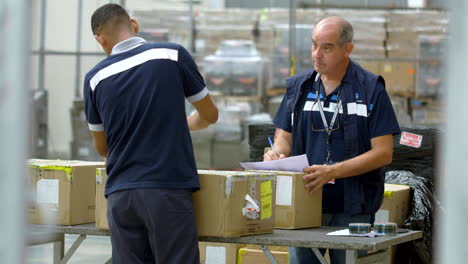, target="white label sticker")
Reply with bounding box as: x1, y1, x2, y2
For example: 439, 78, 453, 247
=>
37, 179, 59, 205
276, 175, 293, 206
375, 209, 390, 223
206, 246, 226, 264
